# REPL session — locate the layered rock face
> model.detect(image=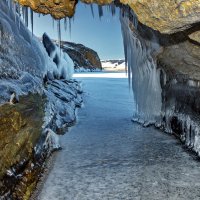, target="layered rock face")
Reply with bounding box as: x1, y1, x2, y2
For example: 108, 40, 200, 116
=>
60, 41, 102, 71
